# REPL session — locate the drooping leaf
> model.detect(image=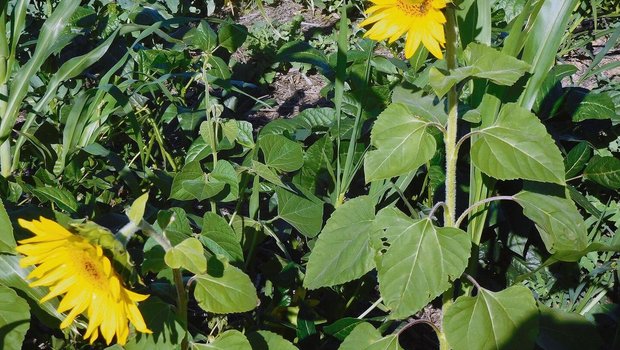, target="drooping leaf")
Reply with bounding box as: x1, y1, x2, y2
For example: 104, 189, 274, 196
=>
583, 155, 620, 189
471, 103, 565, 184
276, 187, 324, 238
429, 43, 529, 97
304, 196, 376, 289
376, 215, 471, 318
0, 285, 30, 350
364, 103, 437, 182
193, 256, 257, 313
164, 237, 207, 274
514, 191, 588, 261
443, 285, 539, 350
